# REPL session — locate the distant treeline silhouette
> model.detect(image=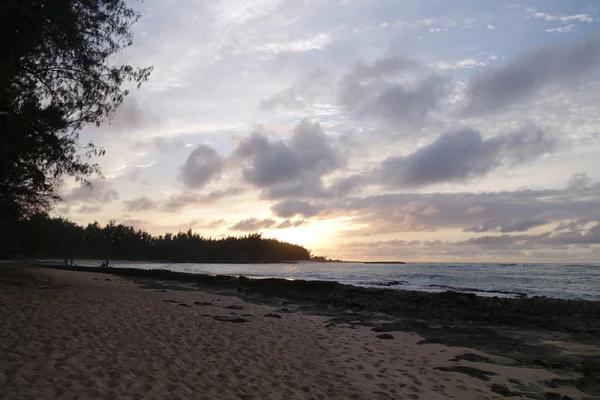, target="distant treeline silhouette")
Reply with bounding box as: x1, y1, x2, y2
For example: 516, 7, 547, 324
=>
1, 214, 311, 263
